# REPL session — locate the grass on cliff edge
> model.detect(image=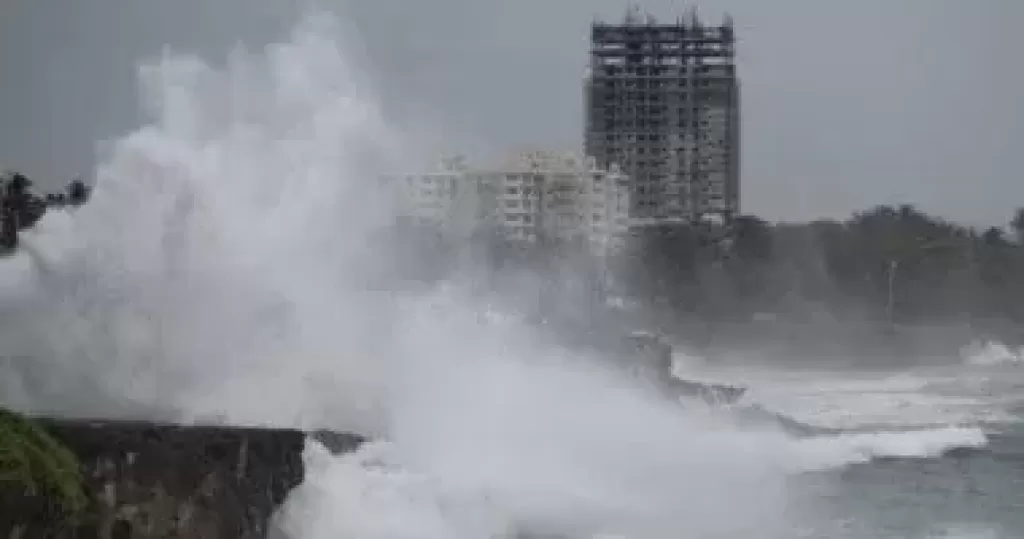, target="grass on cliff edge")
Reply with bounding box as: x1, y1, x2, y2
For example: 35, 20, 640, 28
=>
0, 407, 86, 515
